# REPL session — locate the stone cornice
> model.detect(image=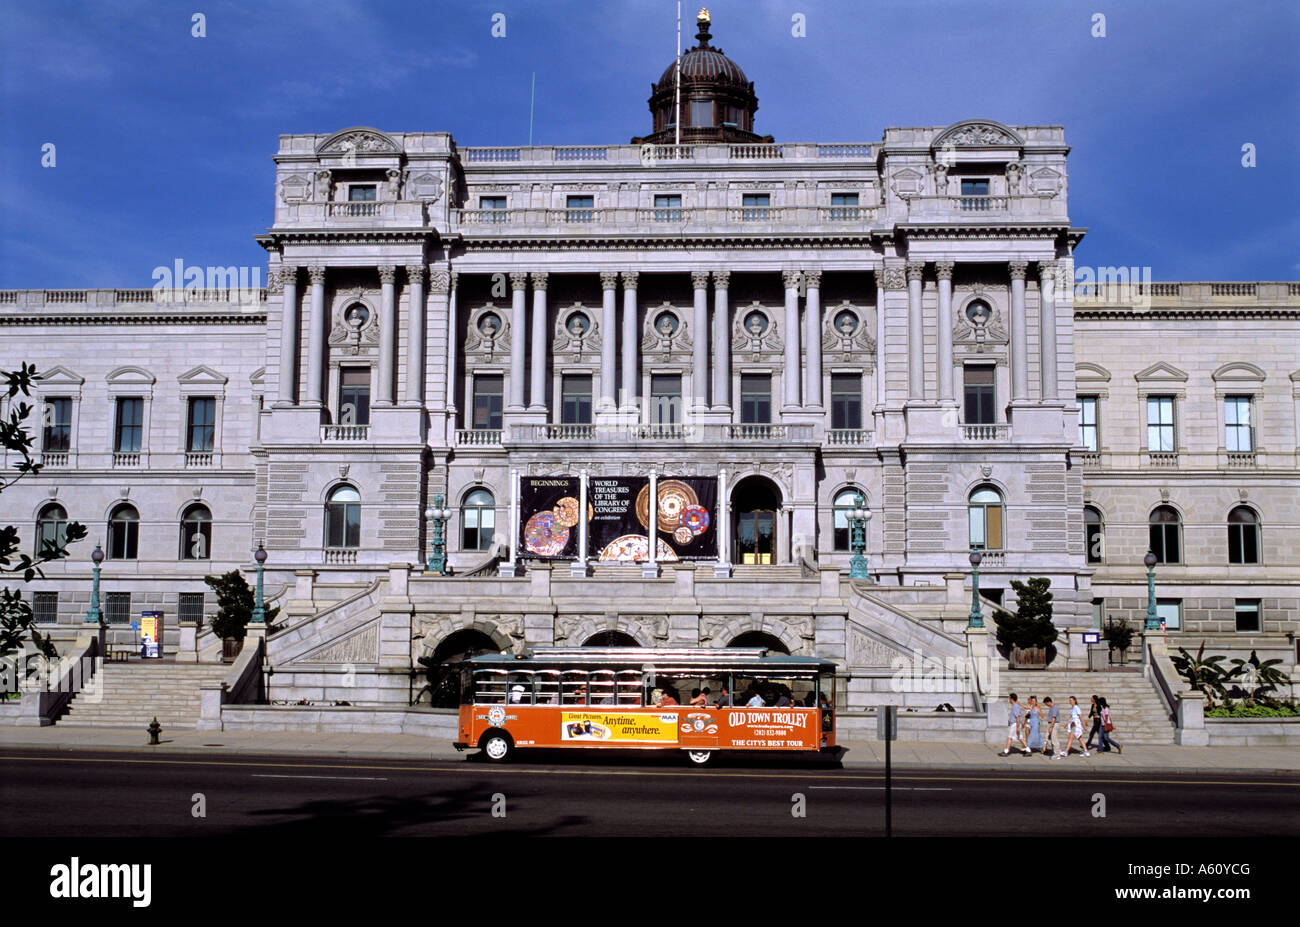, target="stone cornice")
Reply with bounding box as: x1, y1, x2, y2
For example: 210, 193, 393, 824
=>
0, 311, 267, 326
1074, 307, 1300, 320
259, 229, 437, 249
